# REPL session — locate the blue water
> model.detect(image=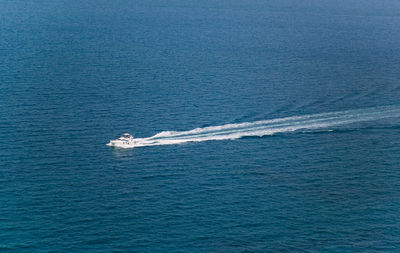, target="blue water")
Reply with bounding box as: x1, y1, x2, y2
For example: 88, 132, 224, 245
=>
1, 0, 400, 252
